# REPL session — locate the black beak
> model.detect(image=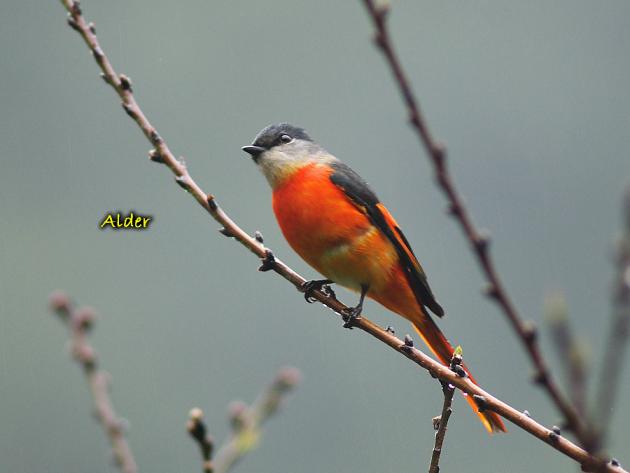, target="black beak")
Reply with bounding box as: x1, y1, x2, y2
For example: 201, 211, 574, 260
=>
241, 145, 265, 160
